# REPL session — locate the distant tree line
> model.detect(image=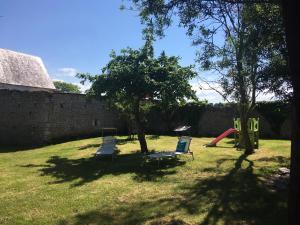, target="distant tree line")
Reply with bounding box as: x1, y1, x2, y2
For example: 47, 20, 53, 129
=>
53, 81, 81, 94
